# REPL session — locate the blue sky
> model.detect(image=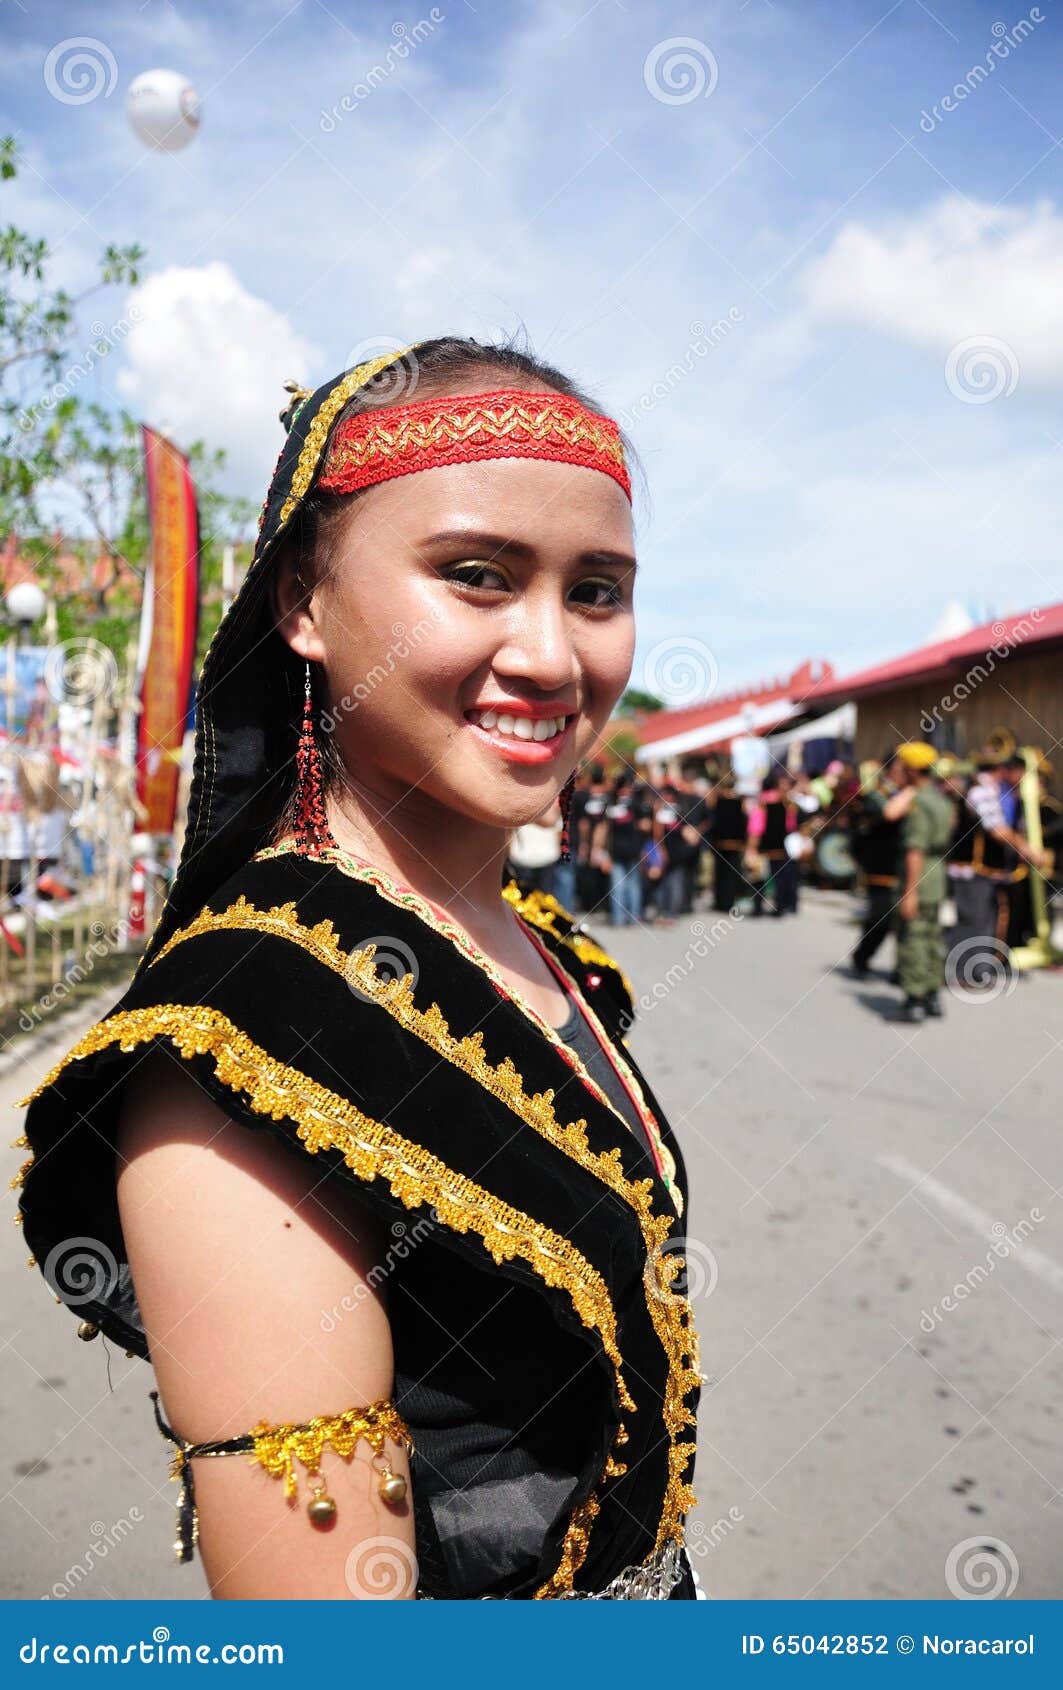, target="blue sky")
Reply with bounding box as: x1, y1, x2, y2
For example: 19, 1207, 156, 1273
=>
4, 0, 1062, 701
